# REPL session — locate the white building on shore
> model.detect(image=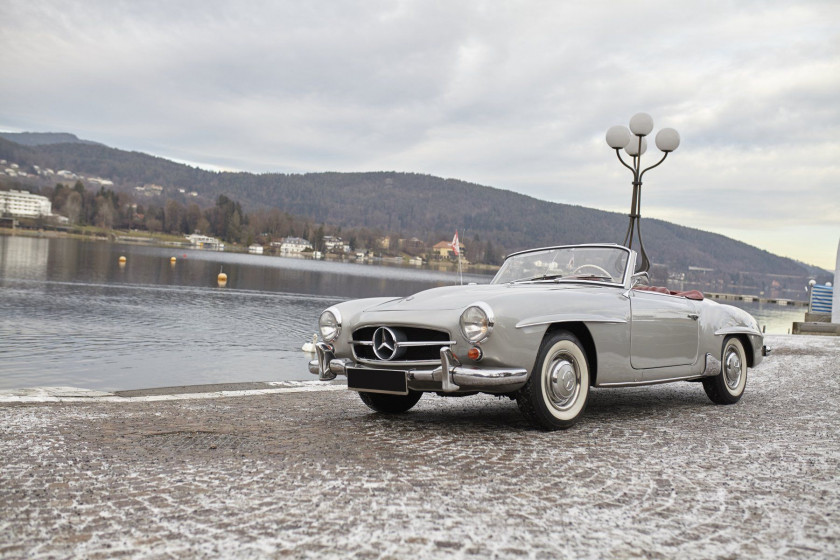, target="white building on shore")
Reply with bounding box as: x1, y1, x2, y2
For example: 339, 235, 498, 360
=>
0, 189, 52, 218
278, 236, 312, 254
185, 233, 224, 251
323, 235, 351, 253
